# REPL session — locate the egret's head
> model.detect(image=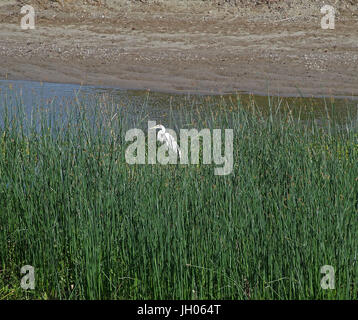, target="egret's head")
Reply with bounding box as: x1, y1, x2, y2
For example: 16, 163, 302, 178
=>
149, 125, 165, 131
